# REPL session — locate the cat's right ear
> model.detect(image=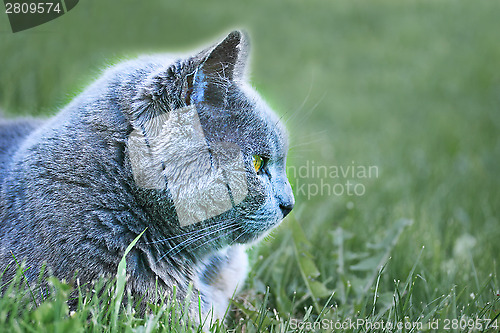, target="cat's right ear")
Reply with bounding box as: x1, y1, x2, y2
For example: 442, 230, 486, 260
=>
187, 30, 250, 106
